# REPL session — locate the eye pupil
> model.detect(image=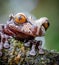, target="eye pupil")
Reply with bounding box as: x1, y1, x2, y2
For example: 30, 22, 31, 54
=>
18, 16, 22, 20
